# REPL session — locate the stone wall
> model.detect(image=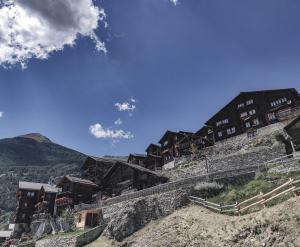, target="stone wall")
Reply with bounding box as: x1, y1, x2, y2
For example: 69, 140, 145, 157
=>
102, 189, 189, 242
76, 225, 106, 247
34, 226, 104, 247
